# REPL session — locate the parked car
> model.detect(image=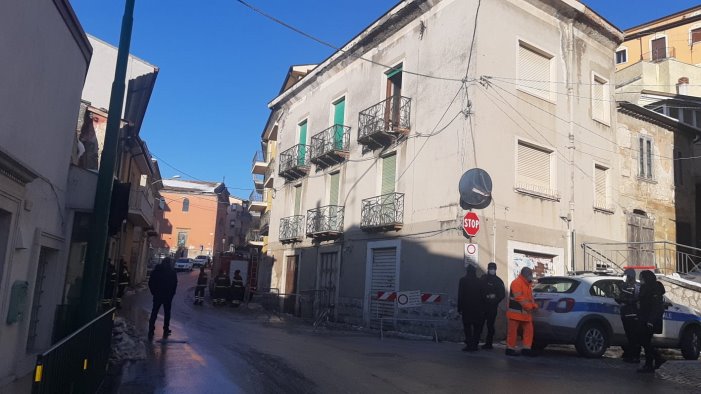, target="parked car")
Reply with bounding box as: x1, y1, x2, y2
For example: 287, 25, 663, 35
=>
174, 258, 194, 272
532, 274, 701, 359
193, 255, 209, 268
